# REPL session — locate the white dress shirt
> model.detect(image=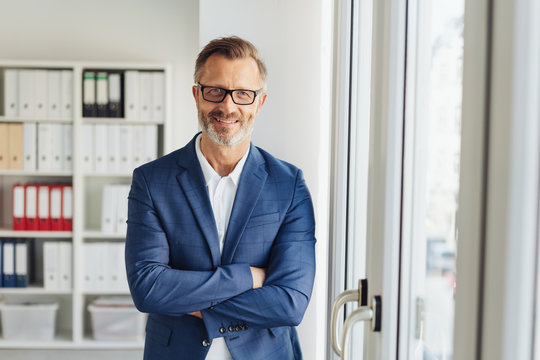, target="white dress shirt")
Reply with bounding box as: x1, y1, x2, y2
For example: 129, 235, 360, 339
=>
195, 134, 249, 360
